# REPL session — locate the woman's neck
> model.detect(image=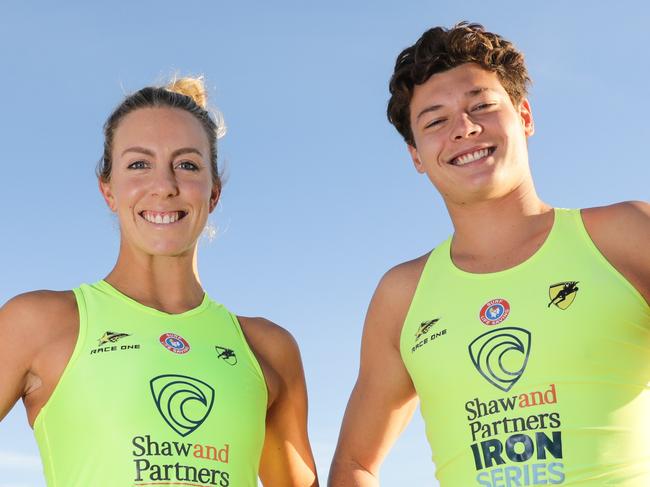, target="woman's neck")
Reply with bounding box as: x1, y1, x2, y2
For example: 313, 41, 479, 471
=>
104, 244, 205, 314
